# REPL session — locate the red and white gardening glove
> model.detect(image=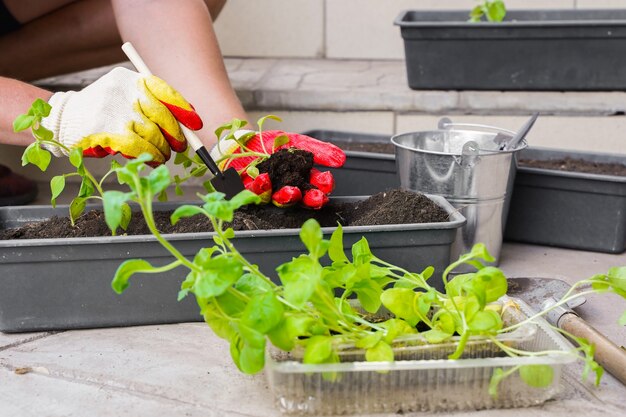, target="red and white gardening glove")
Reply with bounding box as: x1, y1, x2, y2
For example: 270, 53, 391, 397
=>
41, 67, 202, 165
210, 130, 346, 209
